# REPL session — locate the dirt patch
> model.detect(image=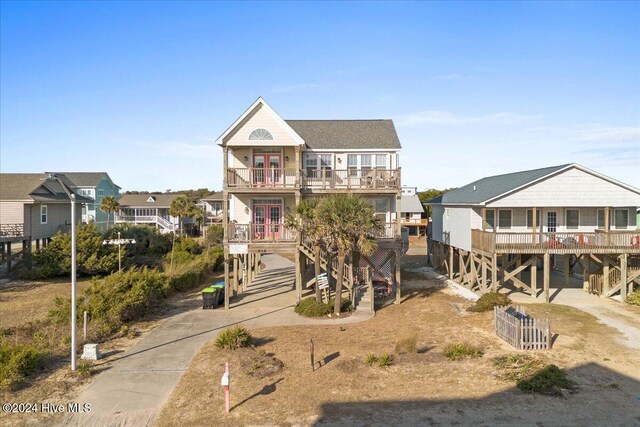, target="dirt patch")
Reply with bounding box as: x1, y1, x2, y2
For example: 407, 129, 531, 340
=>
0, 278, 93, 329
157, 281, 640, 426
